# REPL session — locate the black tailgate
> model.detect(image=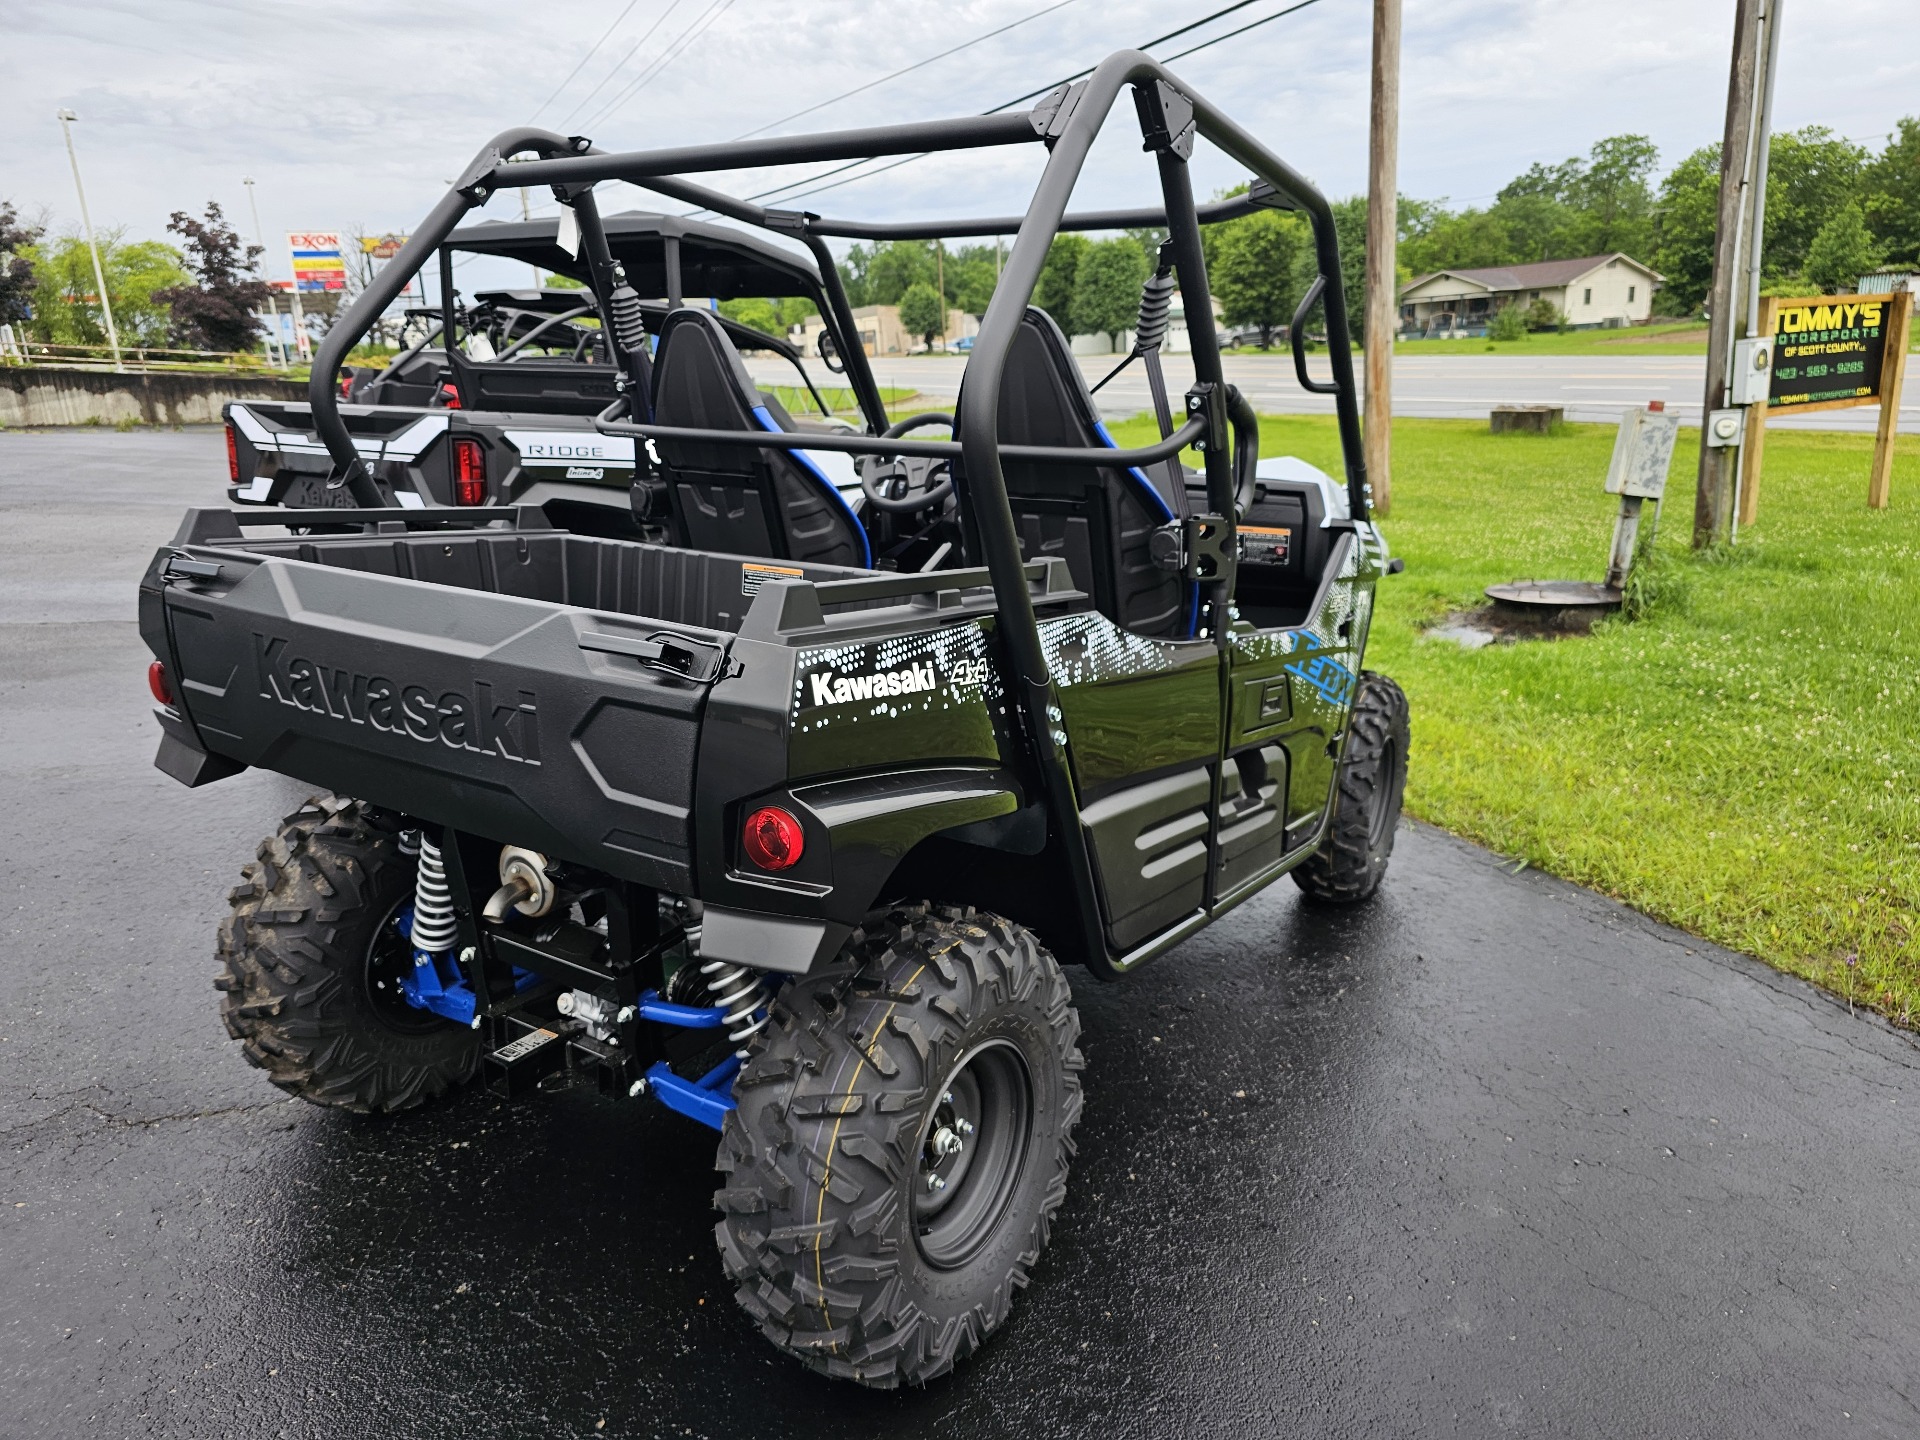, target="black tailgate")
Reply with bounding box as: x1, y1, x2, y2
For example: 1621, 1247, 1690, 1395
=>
146, 552, 727, 892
